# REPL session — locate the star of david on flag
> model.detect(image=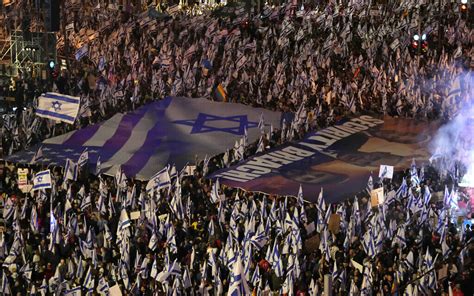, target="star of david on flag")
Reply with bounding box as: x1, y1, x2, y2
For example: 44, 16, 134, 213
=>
33, 170, 52, 191
52, 101, 62, 111
36, 92, 80, 124
173, 113, 258, 135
